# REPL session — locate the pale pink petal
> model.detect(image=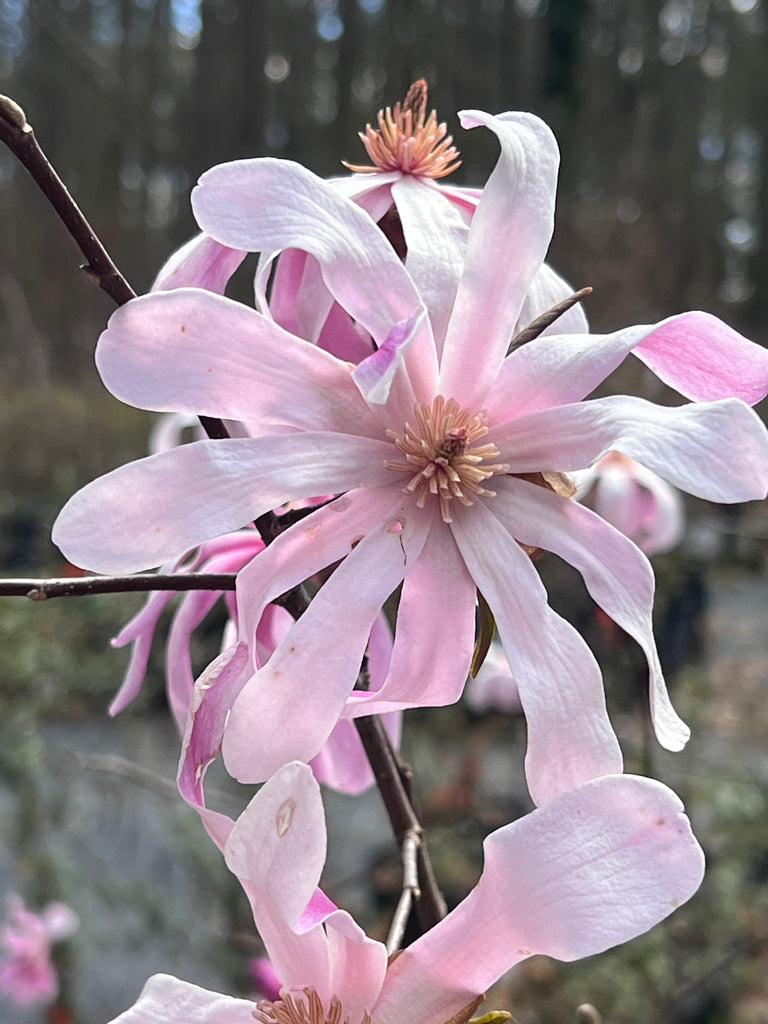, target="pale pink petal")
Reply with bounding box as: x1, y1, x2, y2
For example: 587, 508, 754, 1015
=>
96, 289, 376, 437
176, 641, 250, 850
491, 395, 768, 502
105, 974, 256, 1024
633, 310, 768, 404
375, 775, 703, 1024
439, 111, 559, 407
40, 903, 79, 942
344, 517, 475, 717
464, 640, 521, 714
487, 313, 768, 424
53, 433, 395, 574
151, 233, 245, 293
316, 300, 375, 363
262, 249, 334, 343
492, 477, 689, 750
392, 176, 470, 355
192, 158, 438, 399
236, 486, 407, 646
223, 508, 431, 783
224, 763, 387, 1010
450, 499, 622, 805
148, 412, 202, 453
